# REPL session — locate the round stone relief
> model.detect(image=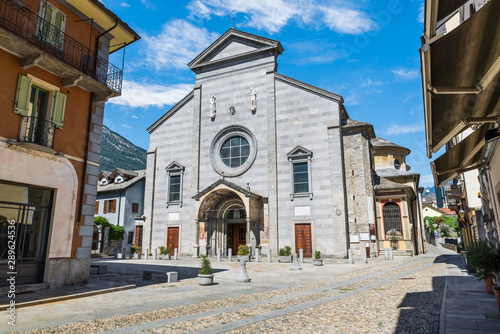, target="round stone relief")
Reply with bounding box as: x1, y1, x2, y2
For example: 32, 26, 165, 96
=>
210, 125, 257, 177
